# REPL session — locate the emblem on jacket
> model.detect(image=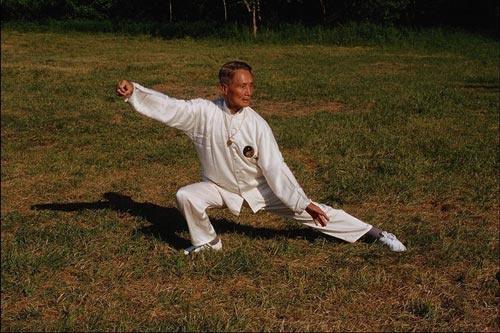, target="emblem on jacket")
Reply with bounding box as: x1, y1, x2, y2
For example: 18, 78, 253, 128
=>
243, 146, 255, 158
